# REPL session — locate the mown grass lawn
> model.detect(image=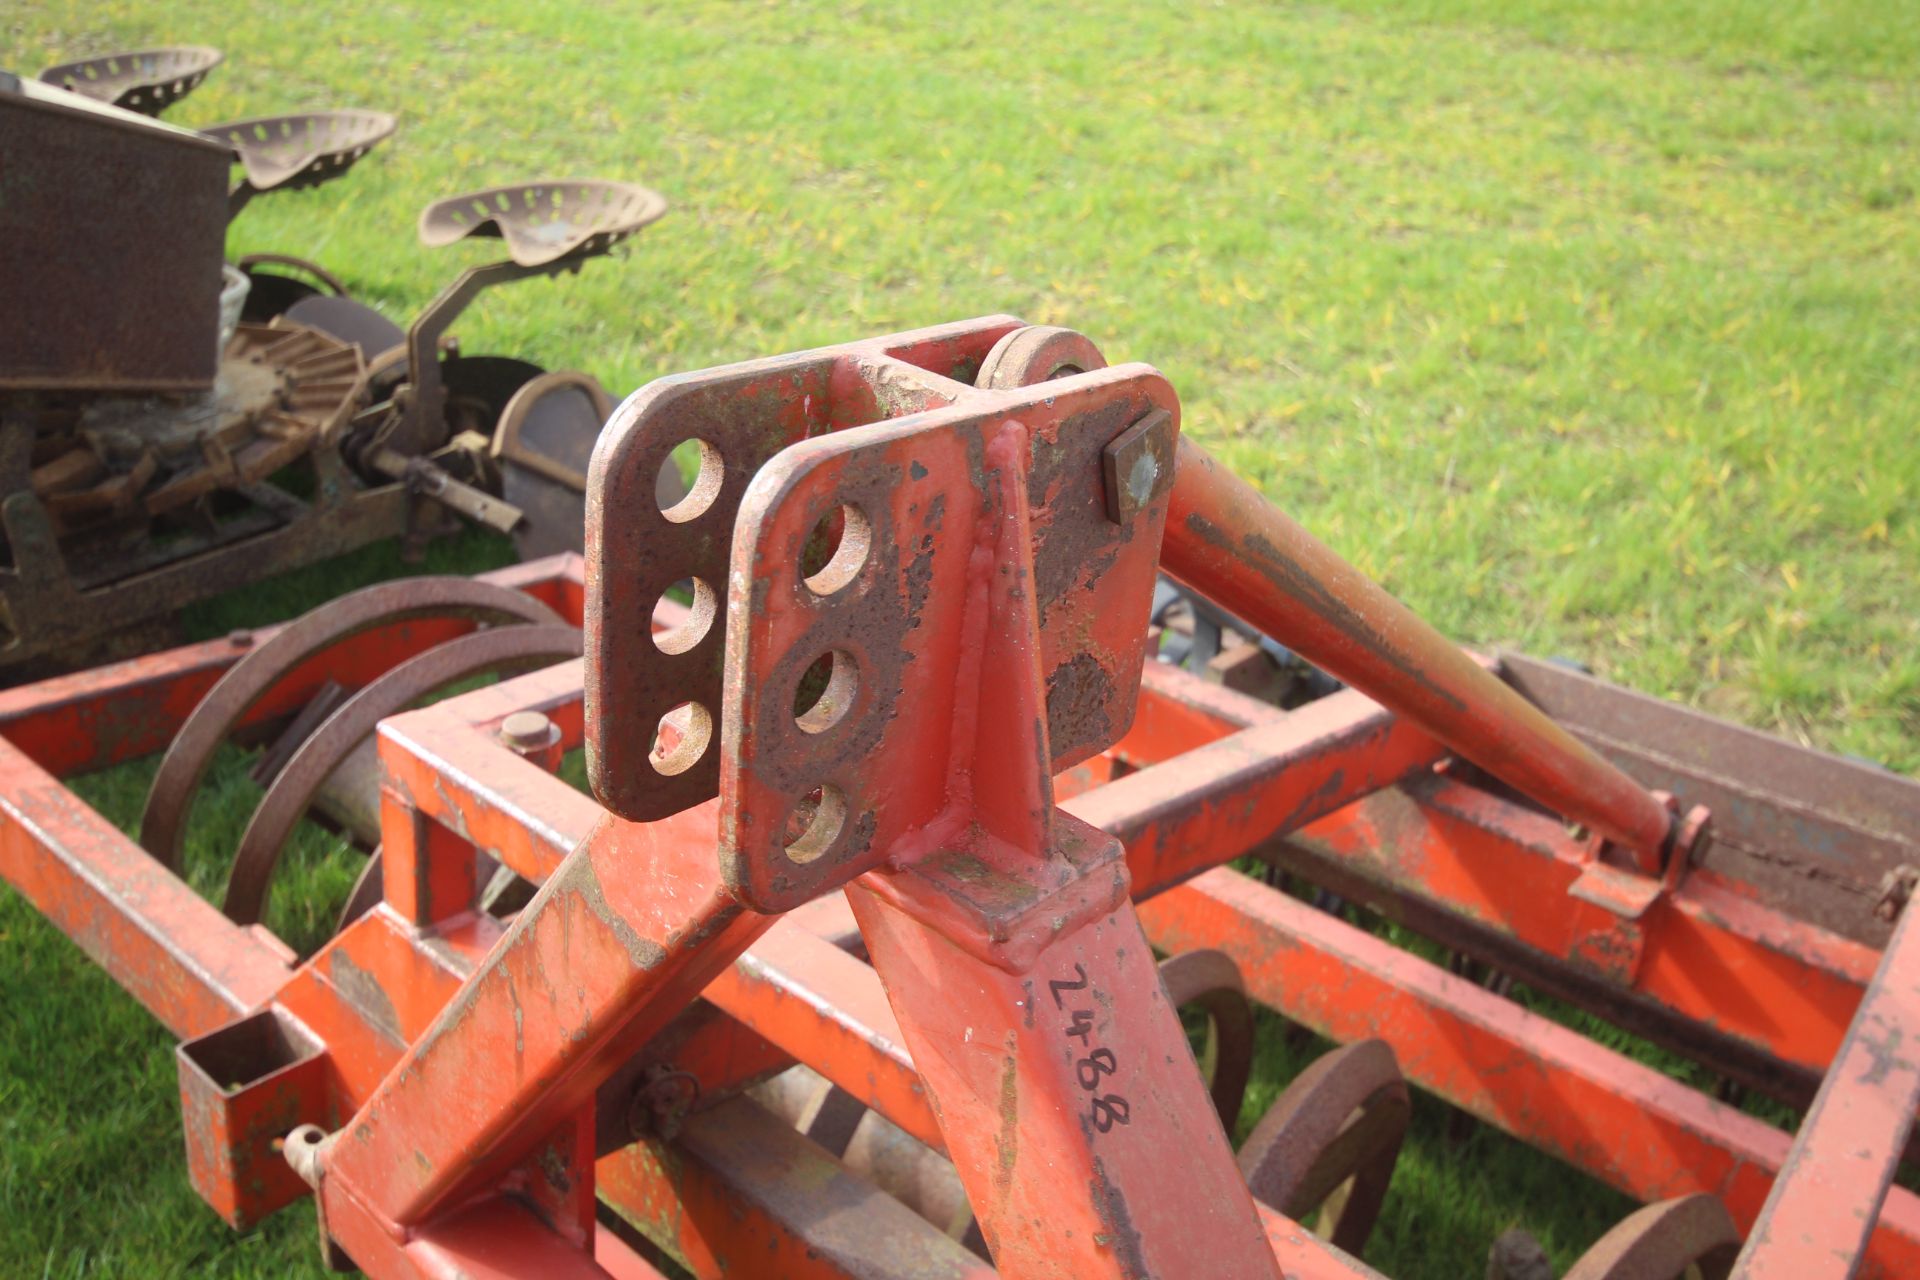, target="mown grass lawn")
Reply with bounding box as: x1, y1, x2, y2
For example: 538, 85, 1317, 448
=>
3, 1, 1916, 1276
